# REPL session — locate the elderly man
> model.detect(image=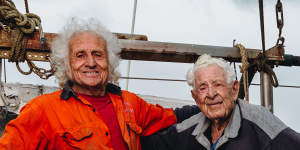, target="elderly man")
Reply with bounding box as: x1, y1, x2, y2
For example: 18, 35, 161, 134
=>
142, 54, 300, 150
0, 18, 199, 150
